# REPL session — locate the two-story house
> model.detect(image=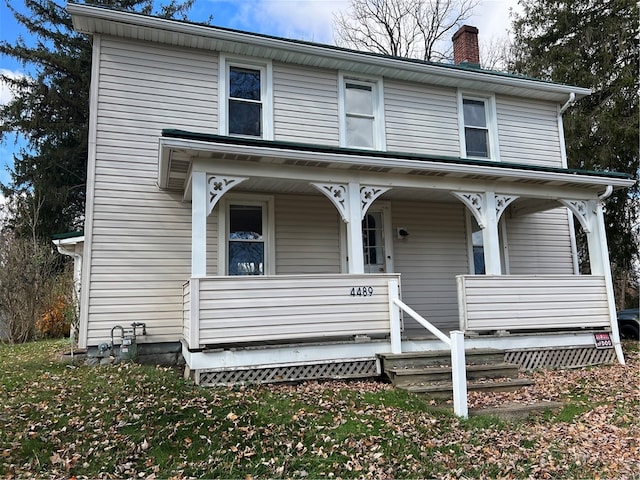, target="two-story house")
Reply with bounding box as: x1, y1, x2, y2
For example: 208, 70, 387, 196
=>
67, 3, 634, 385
